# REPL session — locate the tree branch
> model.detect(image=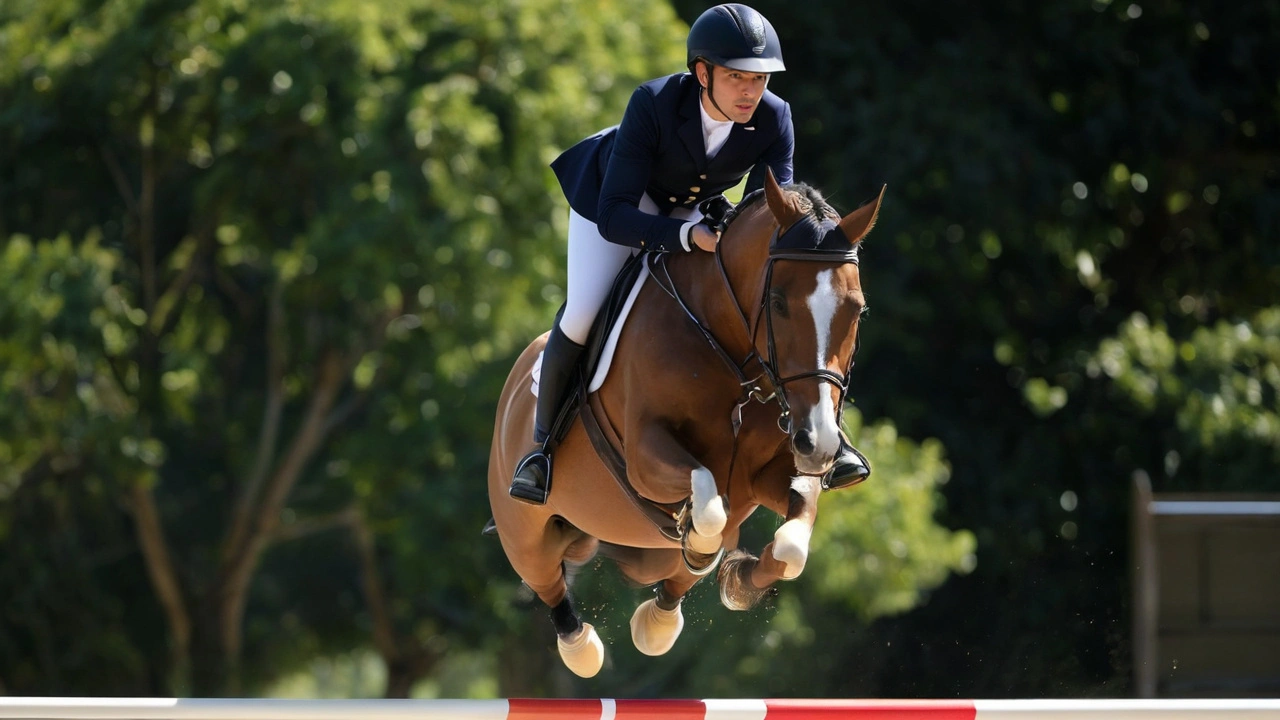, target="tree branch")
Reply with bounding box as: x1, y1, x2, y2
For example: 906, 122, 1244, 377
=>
213, 266, 255, 320
270, 506, 358, 545
151, 225, 216, 338
225, 284, 286, 564
126, 481, 191, 691
349, 508, 398, 663
139, 113, 157, 315
97, 142, 138, 215
217, 348, 347, 662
